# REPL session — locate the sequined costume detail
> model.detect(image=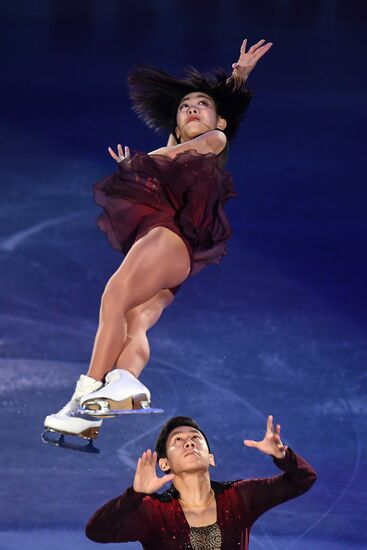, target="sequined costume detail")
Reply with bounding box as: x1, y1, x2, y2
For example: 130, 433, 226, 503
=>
190, 523, 222, 549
